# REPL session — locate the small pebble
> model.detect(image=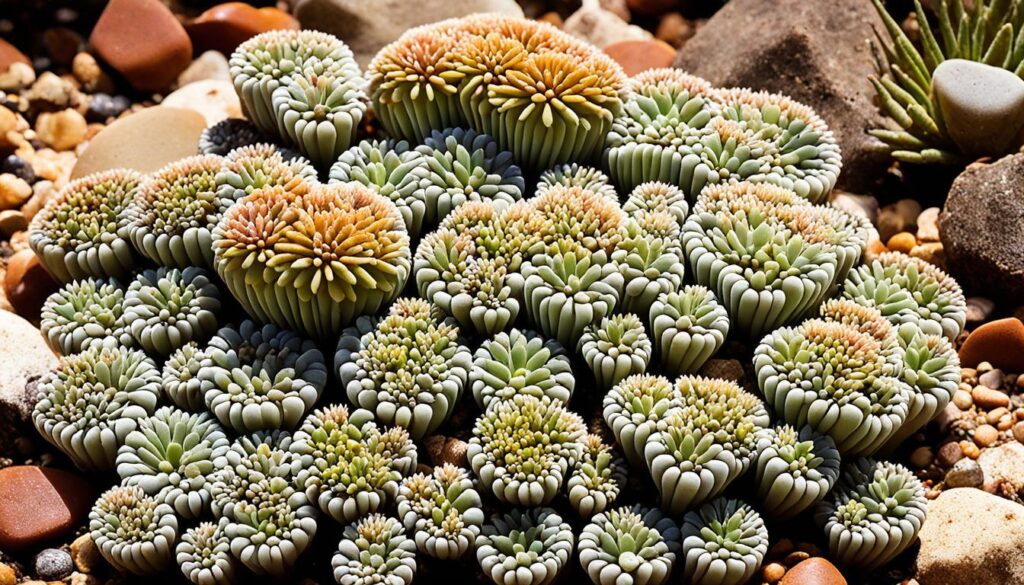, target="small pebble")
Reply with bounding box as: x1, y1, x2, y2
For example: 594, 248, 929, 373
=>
978, 361, 994, 373
975, 424, 1000, 447
34, 549, 73, 581
937, 441, 964, 467
783, 551, 810, 566
887, 231, 917, 254
910, 446, 934, 468
0, 173, 32, 210
1, 154, 36, 184
953, 389, 974, 409
1017, 374, 1024, 390
769, 537, 794, 558
987, 407, 1010, 424
965, 297, 995, 325
972, 385, 1010, 409
762, 562, 786, 583
70, 534, 100, 573
916, 206, 940, 241
979, 369, 1005, 390
945, 458, 984, 488
0, 563, 14, 585
961, 439, 981, 459
70, 573, 98, 585
85, 93, 130, 122
34, 108, 87, 151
